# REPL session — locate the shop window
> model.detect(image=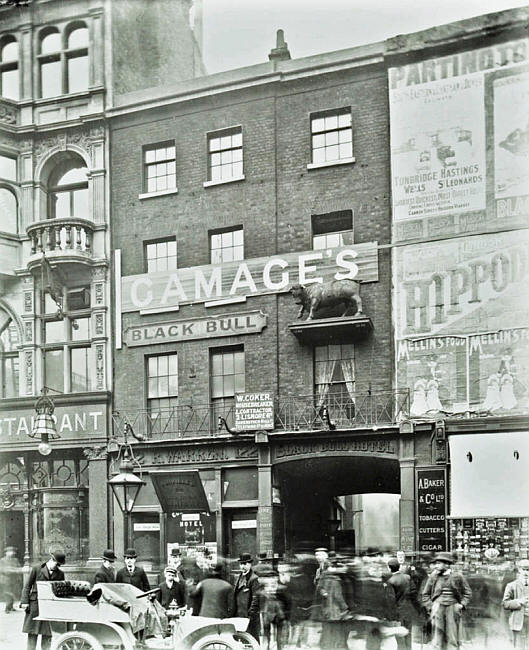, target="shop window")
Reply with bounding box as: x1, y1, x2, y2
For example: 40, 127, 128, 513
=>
223, 467, 258, 501
143, 142, 176, 194
210, 346, 244, 428
0, 188, 17, 234
0, 460, 26, 490
38, 23, 89, 98
207, 127, 243, 183
41, 288, 92, 394
312, 210, 353, 250
315, 343, 355, 408
144, 238, 177, 273
0, 36, 19, 100
209, 227, 243, 264
0, 317, 20, 398
310, 108, 353, 165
